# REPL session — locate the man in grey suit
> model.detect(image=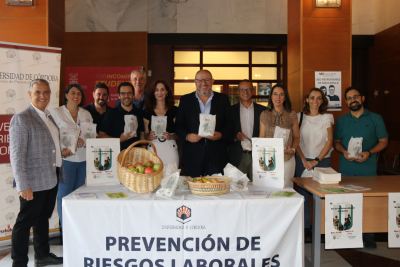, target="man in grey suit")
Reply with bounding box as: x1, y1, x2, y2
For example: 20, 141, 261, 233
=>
10, 79, 69, 267
228, 80, 267, 181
